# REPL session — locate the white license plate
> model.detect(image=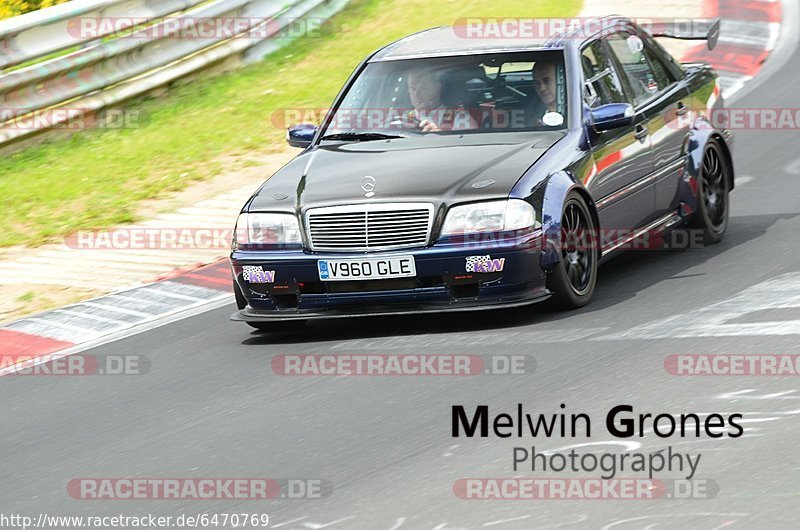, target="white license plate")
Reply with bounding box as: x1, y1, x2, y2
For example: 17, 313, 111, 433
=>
317, 256, 416, 281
